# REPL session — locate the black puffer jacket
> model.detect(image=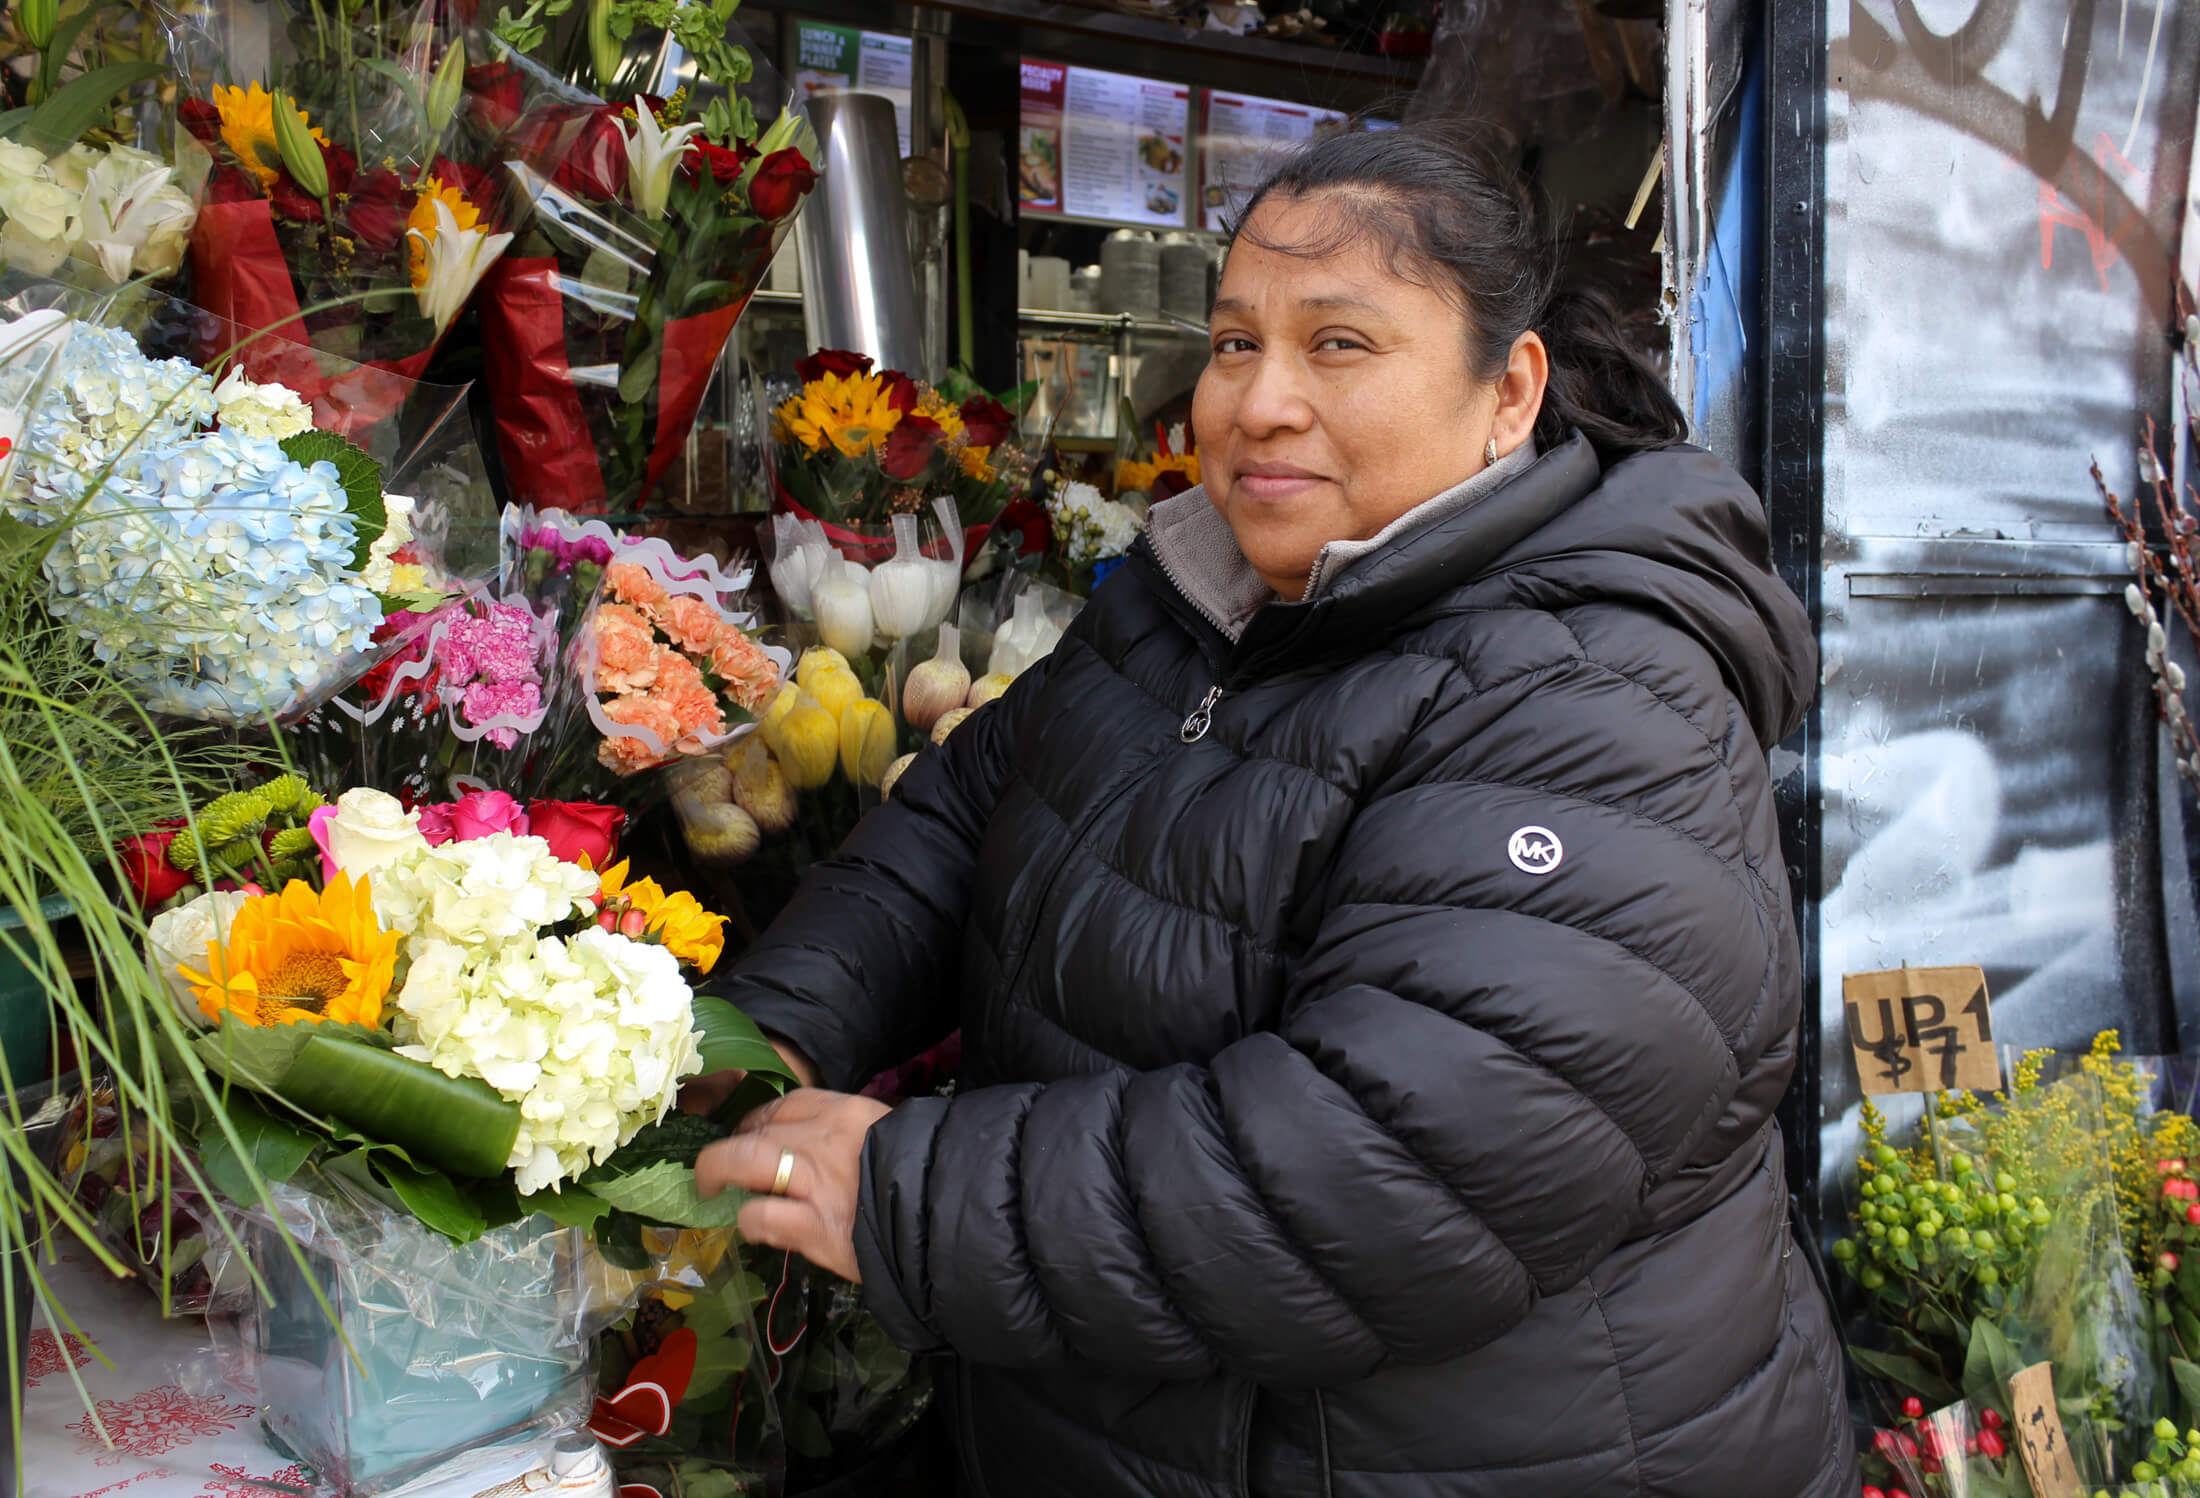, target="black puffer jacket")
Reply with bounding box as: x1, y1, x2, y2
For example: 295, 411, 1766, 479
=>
722, 435, 1855, 1498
